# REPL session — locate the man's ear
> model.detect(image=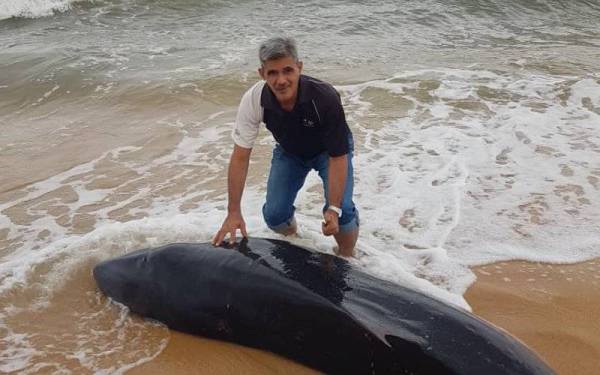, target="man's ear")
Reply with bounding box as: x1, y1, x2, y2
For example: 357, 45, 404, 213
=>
297, 61, 303, 73
258, 66, 265, 80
